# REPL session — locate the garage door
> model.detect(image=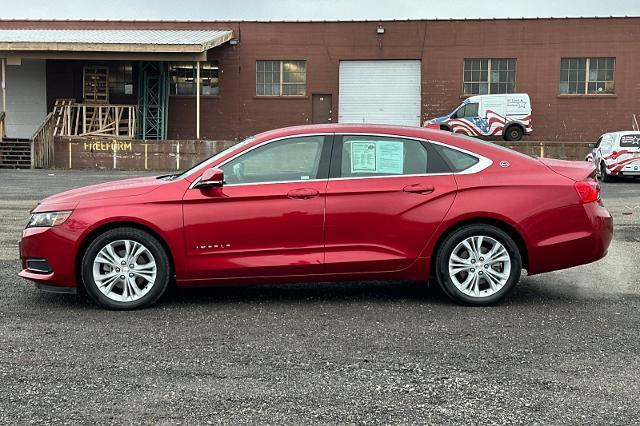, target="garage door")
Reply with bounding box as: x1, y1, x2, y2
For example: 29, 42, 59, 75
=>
339, 60, 421, 126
